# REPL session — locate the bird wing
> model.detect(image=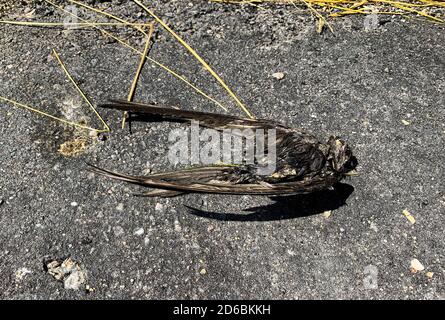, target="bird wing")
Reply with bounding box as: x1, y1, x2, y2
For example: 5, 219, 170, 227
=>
88, 164, 340, 197
100, 100, 289, 132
